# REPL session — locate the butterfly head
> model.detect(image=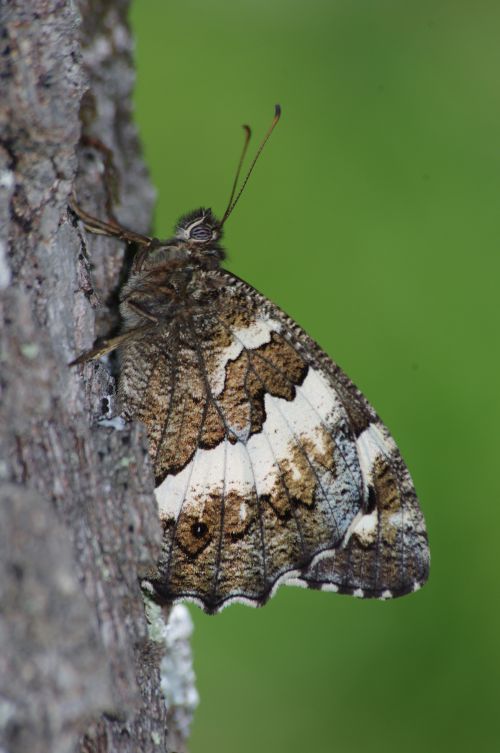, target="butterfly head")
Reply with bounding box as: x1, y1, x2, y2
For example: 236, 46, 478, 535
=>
172, 208, 224, 266
175, 208, 222, 244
